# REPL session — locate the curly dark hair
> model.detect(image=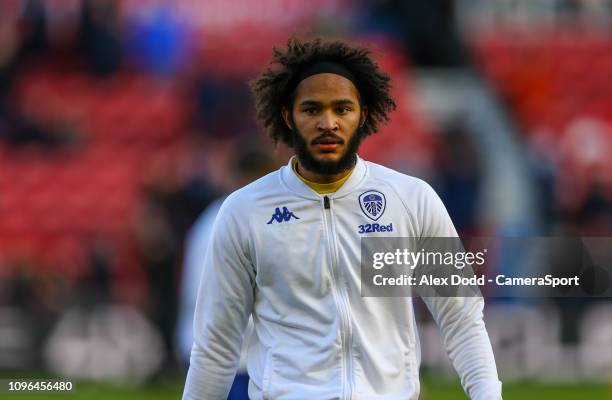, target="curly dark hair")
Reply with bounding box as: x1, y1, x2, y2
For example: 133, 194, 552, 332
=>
251, 37, 396, 147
